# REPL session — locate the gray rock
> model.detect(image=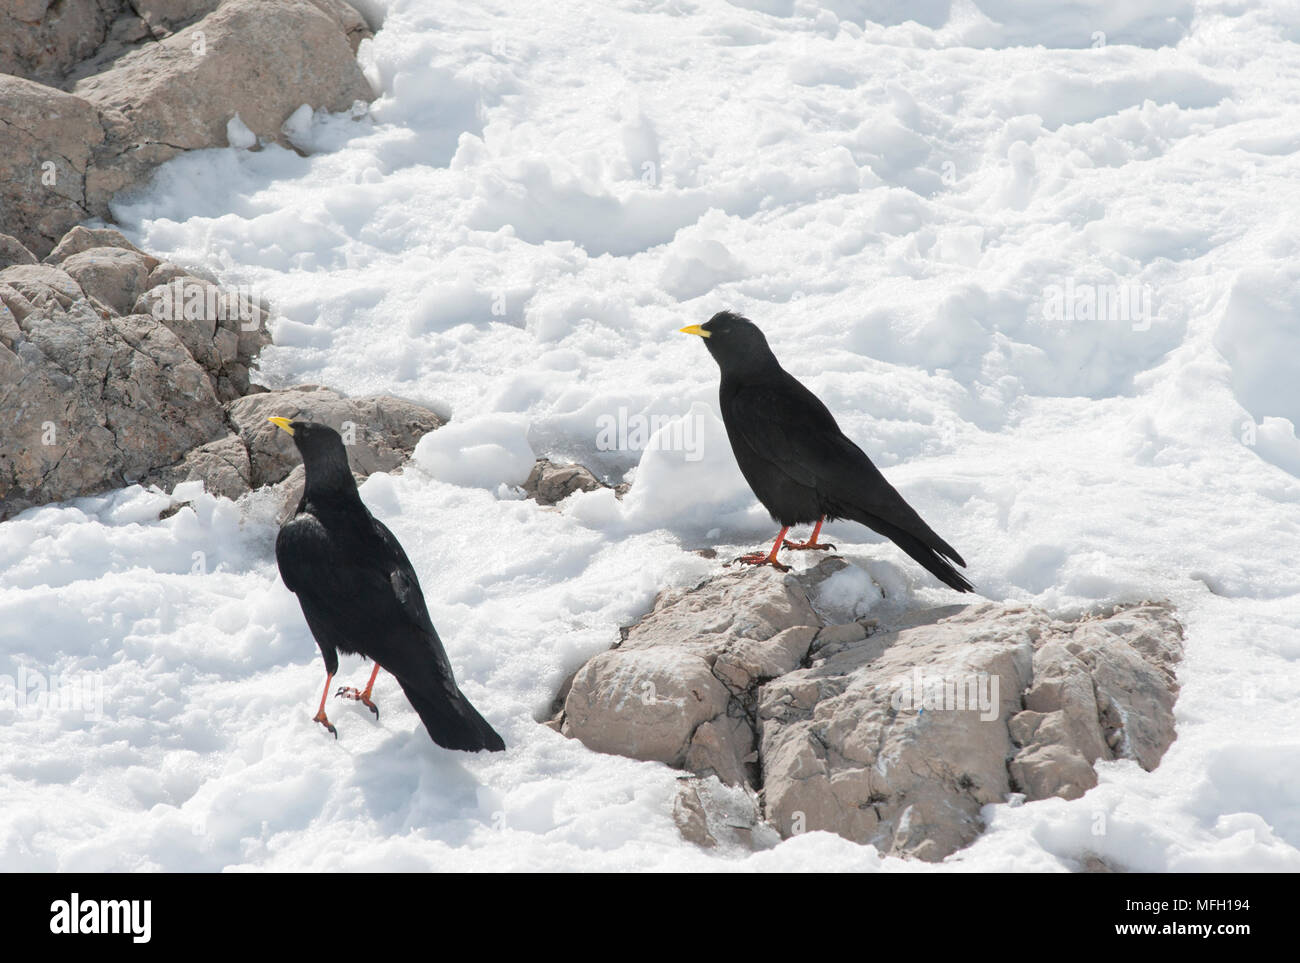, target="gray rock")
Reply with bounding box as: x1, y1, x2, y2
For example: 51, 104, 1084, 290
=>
60, 247, 154, 316
523, 457, 611, 506
0, 234, 38, 269
1008, 742, 1098, 801
672, 777, 776, 851
558, 559, 839, 786
304, 0, 373, 53
132, 1, 222, 36
0, 287, 22, 349
148, 433, 252, 502
0, 263, 85, 309
0, 1, 374, 257
43, 226, 159, 268
0, 298, 226, 520
760, 602, 1036, 861
0, 224, 284, 518
765, 600, 1182, 860
554, 562, 1185, 862
75, 0, 374, 154
0, 0, 123, 86
145, 386, 445, 507
133, 275, 269, 401
0, 76, 106, 257
226, 385, 445, 489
